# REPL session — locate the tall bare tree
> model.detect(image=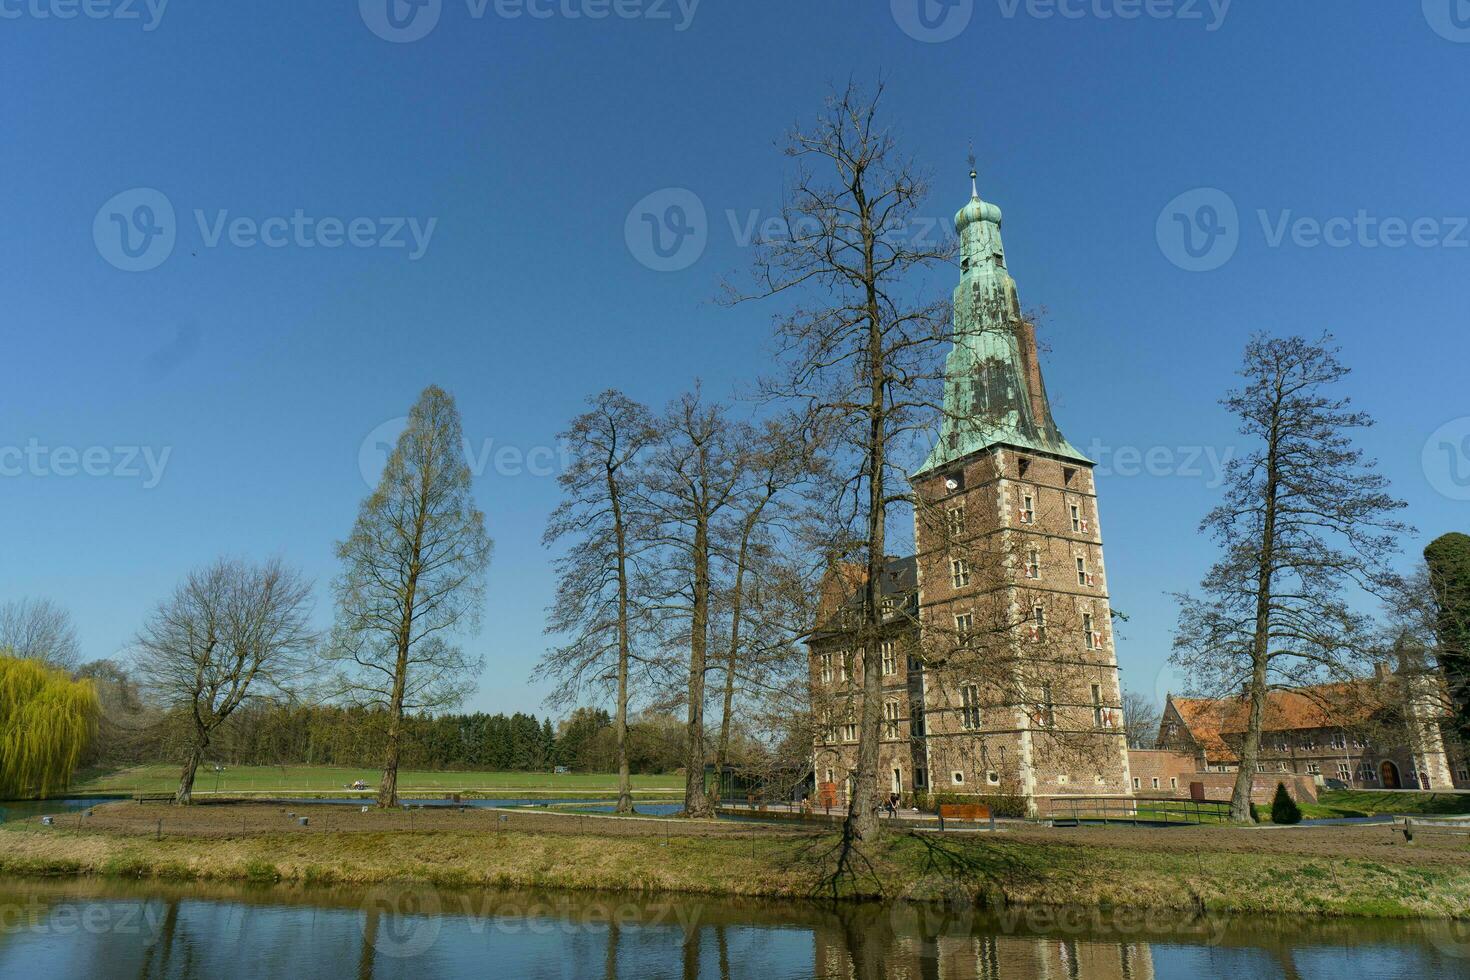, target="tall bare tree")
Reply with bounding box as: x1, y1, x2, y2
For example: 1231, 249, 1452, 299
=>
708, 417, 821, 806
1171, 334, 1409, 820
331, 385, 493, 808
134, 558, 315, 803
538, 390, 657, 814
642, 390, 750, 817
727, 82, 956, 840
0, 598, 82, 671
